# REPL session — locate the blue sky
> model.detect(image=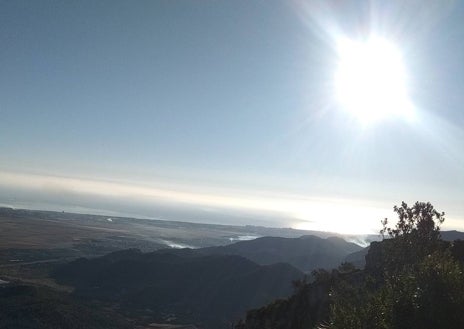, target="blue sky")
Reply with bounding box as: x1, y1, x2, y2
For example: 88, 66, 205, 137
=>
1, 0, 463, 233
